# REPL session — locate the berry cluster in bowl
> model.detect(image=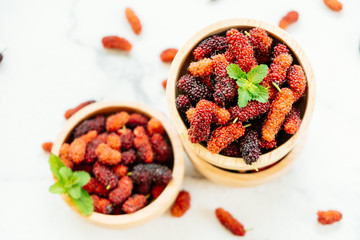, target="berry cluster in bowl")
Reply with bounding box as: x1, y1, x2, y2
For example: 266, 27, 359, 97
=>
58, 111, 173, 215
175, 27, 307, 167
